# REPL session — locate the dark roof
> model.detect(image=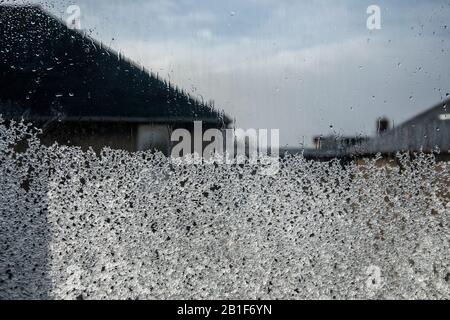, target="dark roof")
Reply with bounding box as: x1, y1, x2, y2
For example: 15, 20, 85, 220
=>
0, 5, 231, 126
